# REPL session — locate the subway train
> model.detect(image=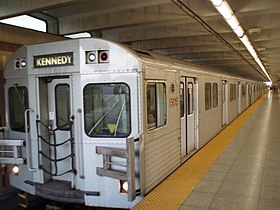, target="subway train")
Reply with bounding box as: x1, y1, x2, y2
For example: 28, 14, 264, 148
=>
0, 38, 267, 208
